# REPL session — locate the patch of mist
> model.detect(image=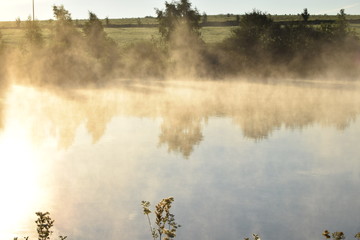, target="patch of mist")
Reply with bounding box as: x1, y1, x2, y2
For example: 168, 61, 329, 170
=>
4, 79, 360, 158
